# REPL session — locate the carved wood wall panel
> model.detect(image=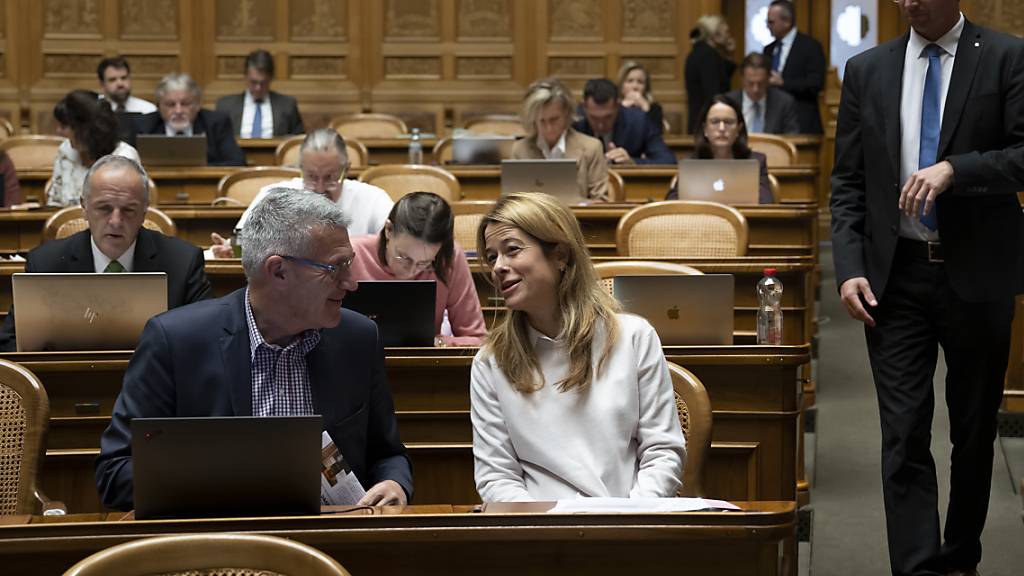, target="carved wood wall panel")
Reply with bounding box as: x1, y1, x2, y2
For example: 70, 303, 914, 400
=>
457, 0, 511, 41
215, 0, 274, 41
385, 0, 441, 41
44, 0, 102, 38
120, 0, 177, 40
622, 0, 675, 41
967, 0, 1024, 37
289, 0, 346, 41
